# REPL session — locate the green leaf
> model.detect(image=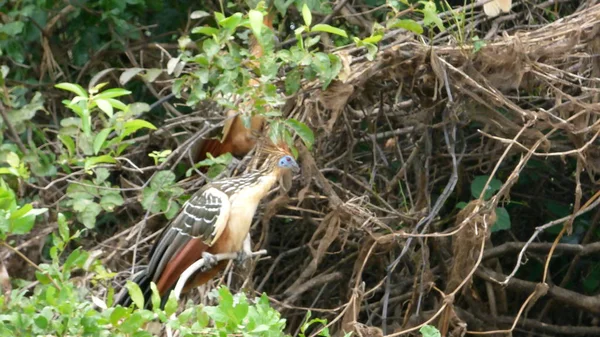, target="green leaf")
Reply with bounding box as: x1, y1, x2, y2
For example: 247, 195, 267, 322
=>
72, 199, 102, 228
203, 38, 221, 59
284, 118, 315, 149
218, 12, 243, 30
191, 26, 220, 36
93, 128, 112, 155
95, 88, 132, 99
150, 283, 161, 311
125, 281, 145, 309
420, 324, 441, 337
95, 99, 114, 117
84, 155, 117, 171
387, 19, 424, 34
55, 83, 88, 98
249, 10, 264, 38
58, 134, 75, 157
492, 207, 511, 232
100, 192, 124, 212
5, 152, 19, 168
302, 3, 312, 27
311, 24, 348, 37
57, 213, 69, 241
470, 175, 502, 200
421, 1, 445, 32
